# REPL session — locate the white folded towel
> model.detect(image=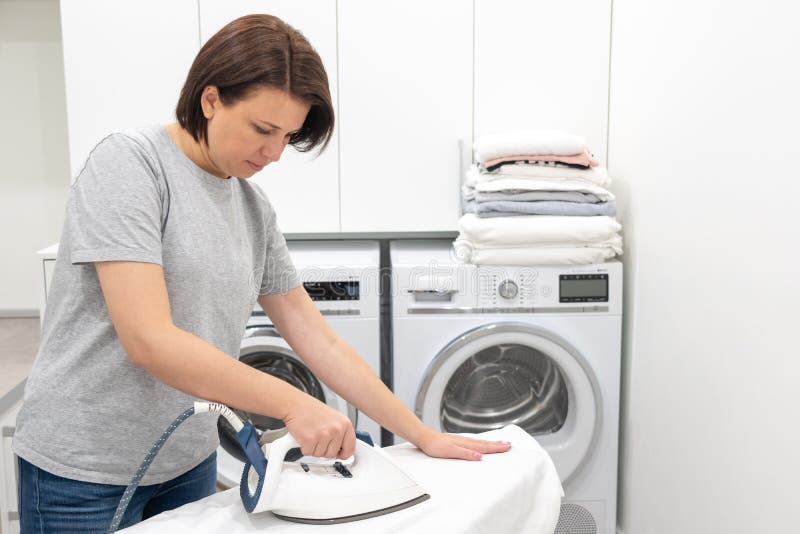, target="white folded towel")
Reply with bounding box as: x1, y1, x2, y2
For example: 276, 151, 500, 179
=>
475, 130, 589, 163
484, 163, 612, 187
453, 238, 622, 266
458, 213, 621, 247
467, 164, 610, 188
